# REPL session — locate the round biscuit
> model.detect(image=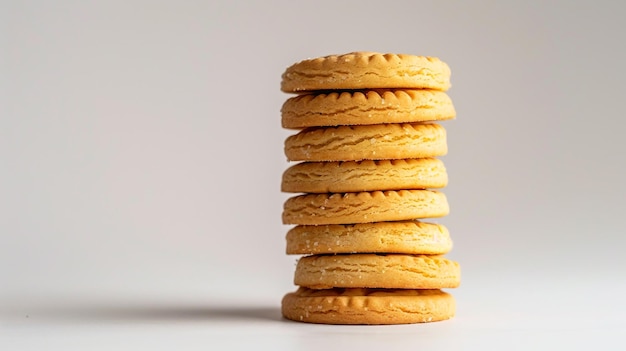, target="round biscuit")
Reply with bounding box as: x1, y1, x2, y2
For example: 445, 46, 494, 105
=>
282, 158, 447, 193
282, 89, 455, 129
282, 190, 449, 225
284, 123, 447, 162
281, 52, 451, 92
286, 221, 452, 255
282, 287, 455, 324
294, 254, 460, 289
